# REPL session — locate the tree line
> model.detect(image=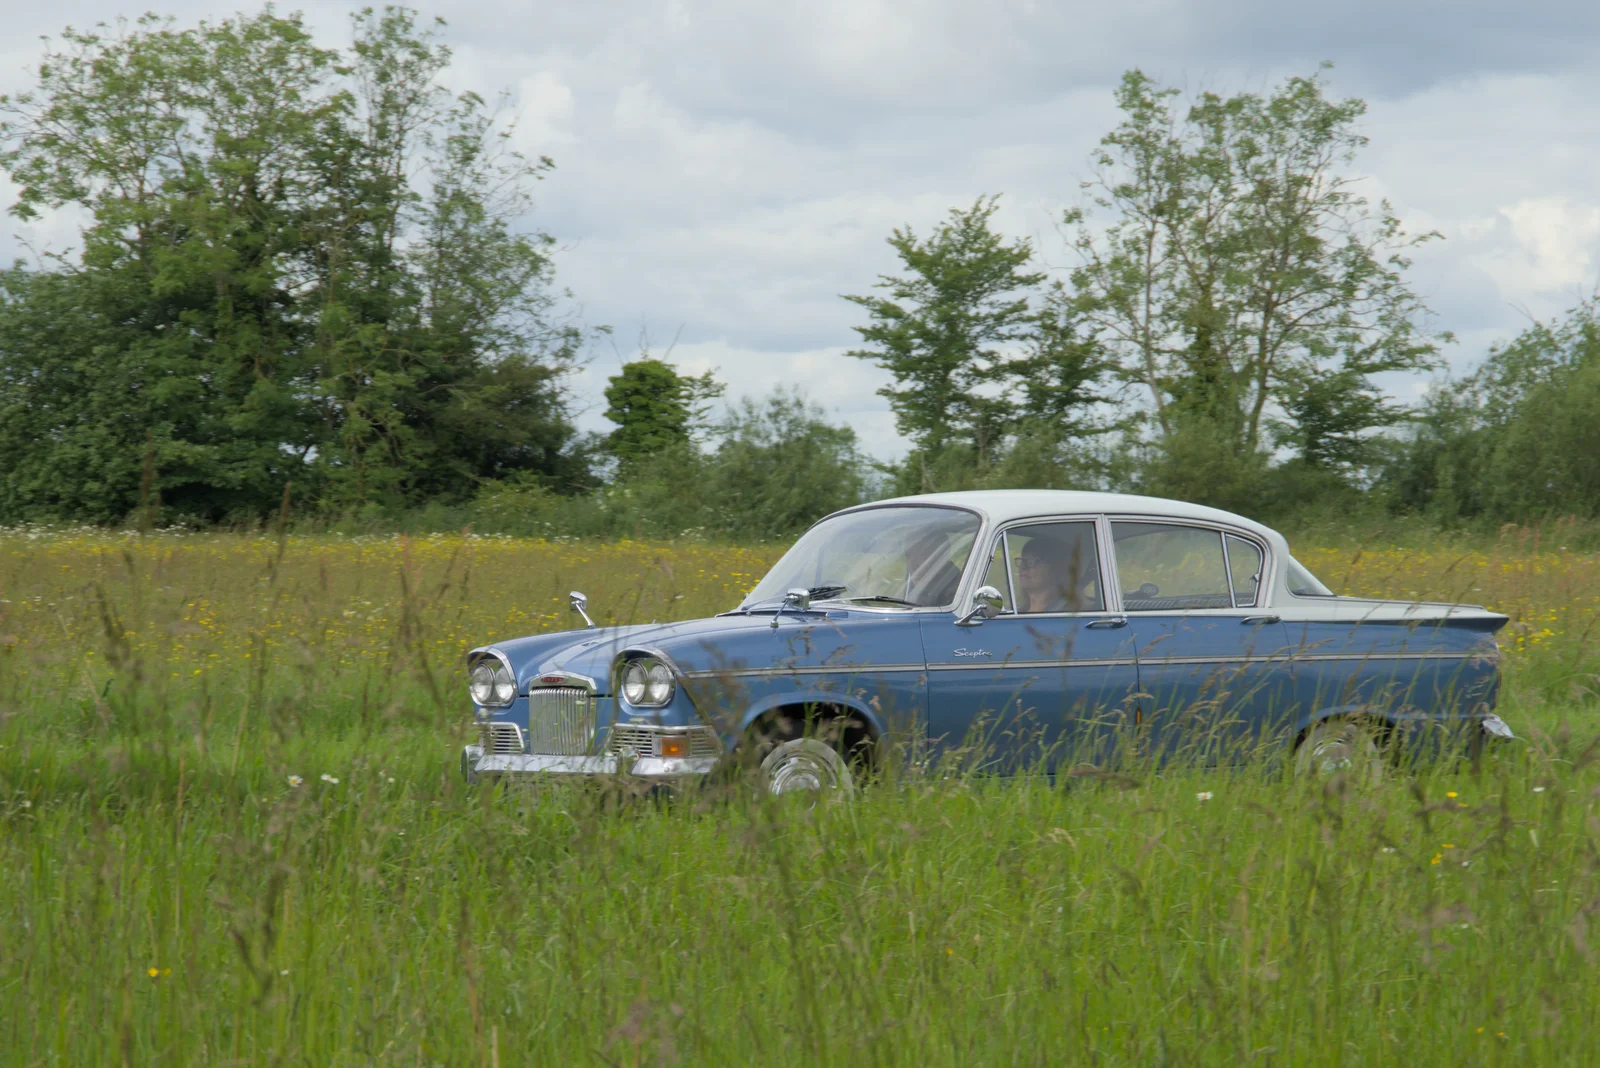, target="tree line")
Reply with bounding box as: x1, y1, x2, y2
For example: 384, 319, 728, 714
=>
0, 7, 1594, 537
